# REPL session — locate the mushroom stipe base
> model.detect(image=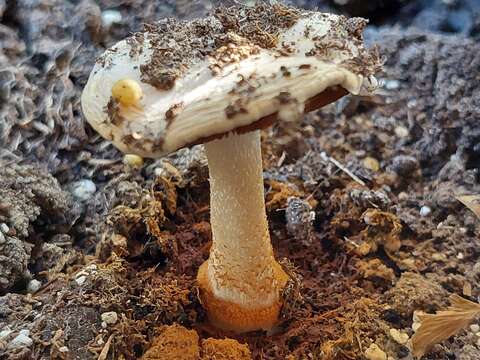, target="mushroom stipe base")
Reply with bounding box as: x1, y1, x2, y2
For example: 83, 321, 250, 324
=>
197, 261, 289, 333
